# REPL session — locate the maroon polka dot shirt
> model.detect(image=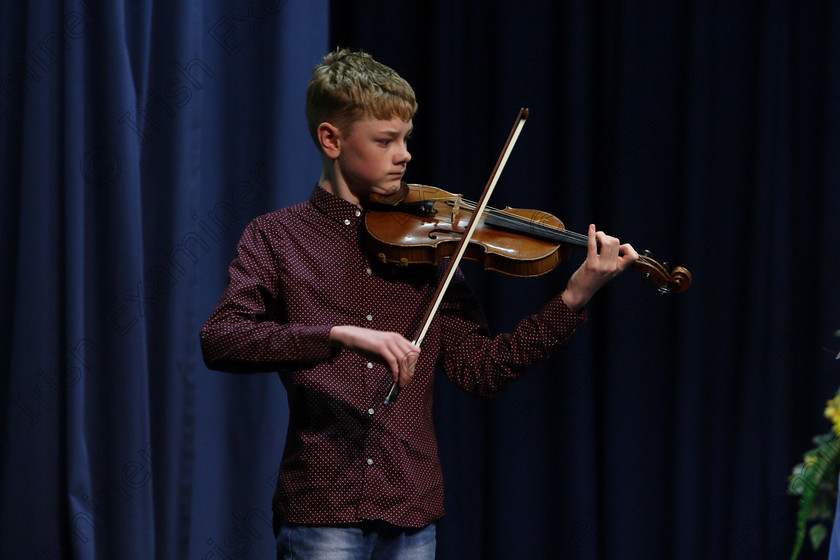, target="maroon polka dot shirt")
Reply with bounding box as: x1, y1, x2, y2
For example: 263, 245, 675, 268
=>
200, 186, 586, 529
